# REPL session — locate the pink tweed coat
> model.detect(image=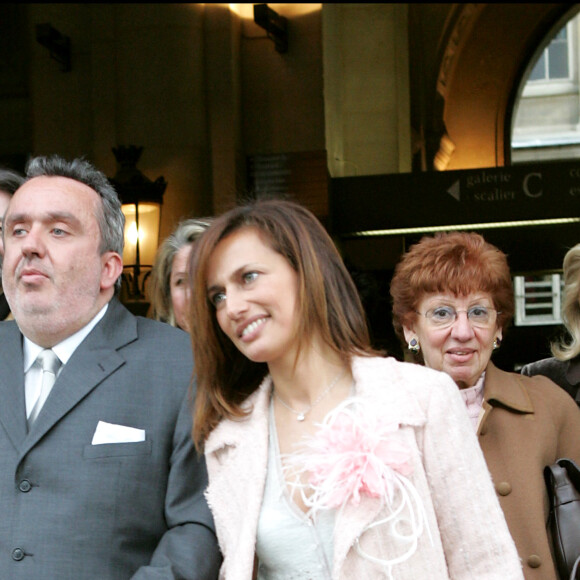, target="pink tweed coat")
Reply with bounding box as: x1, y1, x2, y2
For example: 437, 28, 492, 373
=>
204, 356, 525, 579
